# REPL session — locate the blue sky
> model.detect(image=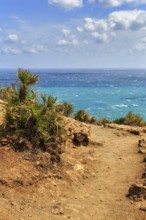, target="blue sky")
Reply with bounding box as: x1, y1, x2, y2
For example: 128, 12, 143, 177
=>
0, 0, 146, 68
